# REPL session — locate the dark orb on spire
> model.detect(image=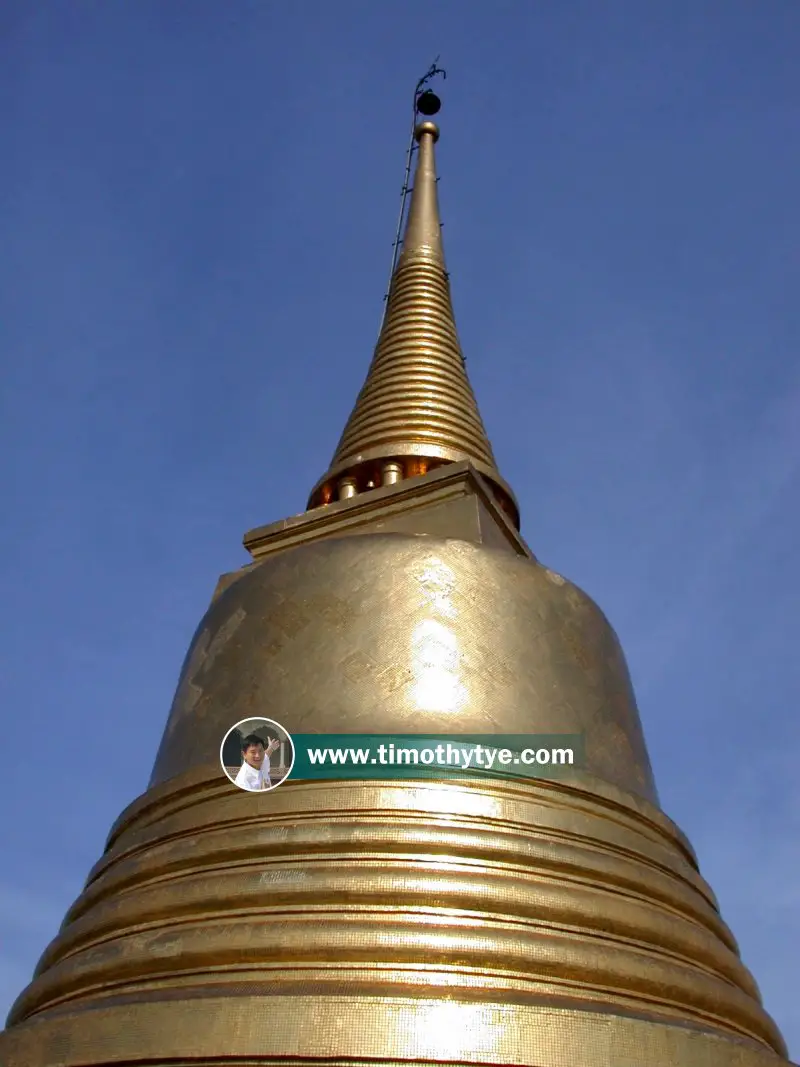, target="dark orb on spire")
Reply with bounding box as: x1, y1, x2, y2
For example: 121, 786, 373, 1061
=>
416, 89, 441, 116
